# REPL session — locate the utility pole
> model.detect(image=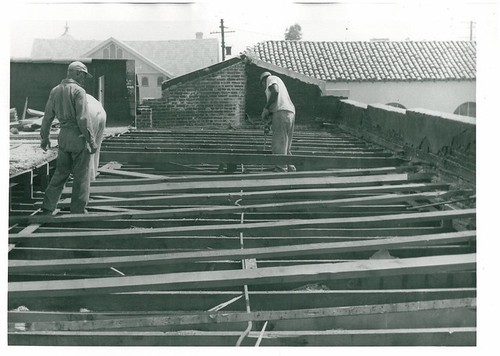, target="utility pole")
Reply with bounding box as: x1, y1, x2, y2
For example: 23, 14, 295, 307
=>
210, 19, 235, 61
469, 21, 475, 41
